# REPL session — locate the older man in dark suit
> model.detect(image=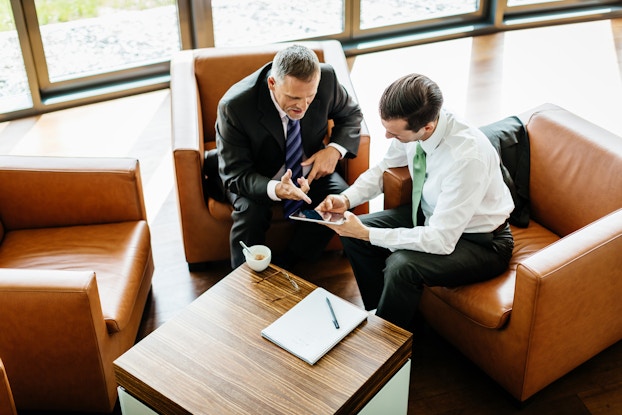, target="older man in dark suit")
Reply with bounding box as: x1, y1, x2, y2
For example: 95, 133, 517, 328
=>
216, 44, 363, 268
